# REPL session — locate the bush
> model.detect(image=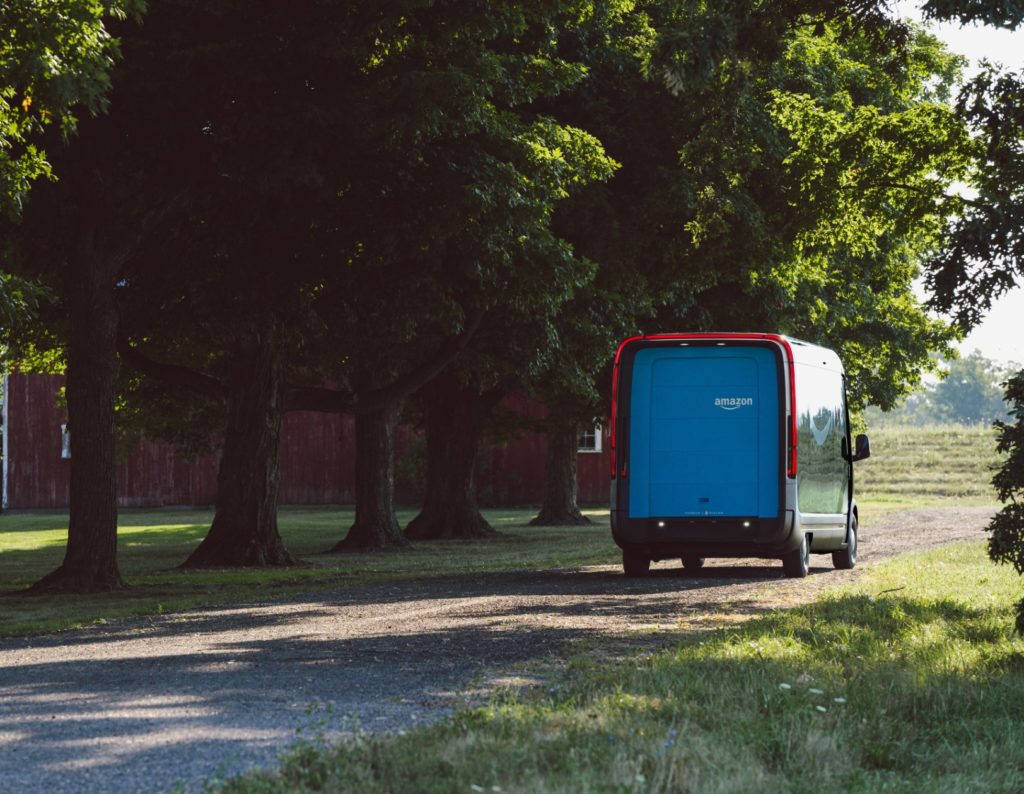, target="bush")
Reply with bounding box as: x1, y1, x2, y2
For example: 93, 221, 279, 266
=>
988, 369, 1024, 633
